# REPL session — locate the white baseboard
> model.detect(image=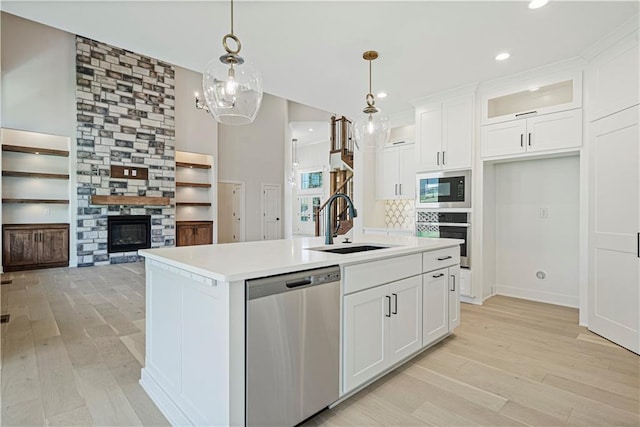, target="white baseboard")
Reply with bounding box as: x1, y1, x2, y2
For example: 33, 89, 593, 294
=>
460, 295, 483, 305
495, 285, 579, 308
140, 368, 194, 427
